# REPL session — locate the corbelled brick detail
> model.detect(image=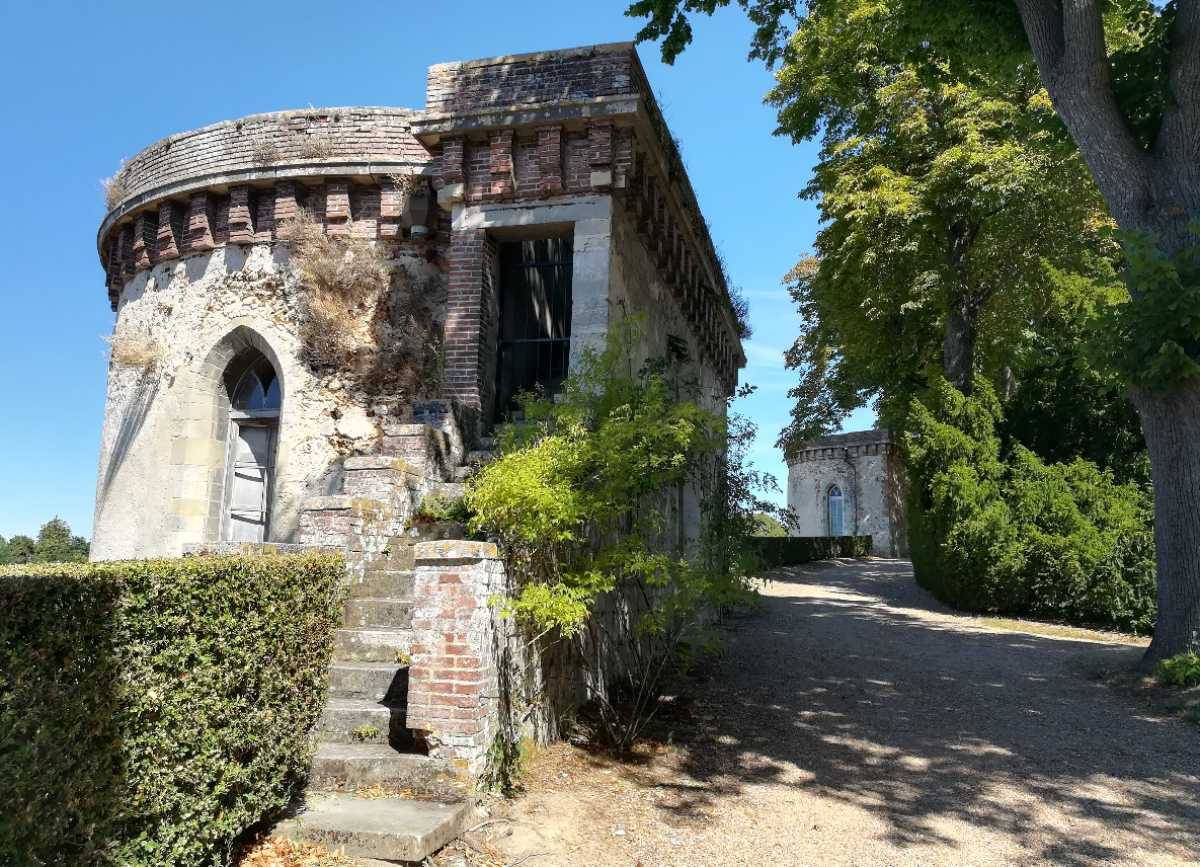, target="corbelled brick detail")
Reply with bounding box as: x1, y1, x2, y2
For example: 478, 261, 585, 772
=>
185, 192, 215, 252
536, 125, 562, 196
156, 200, 183, 261
488, 130, 514, 200
407, 541, 506, 776
228, 186, 254, 244
441, 136, 465, 184
132, 210, 156, 270
325, 181, 351, 235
